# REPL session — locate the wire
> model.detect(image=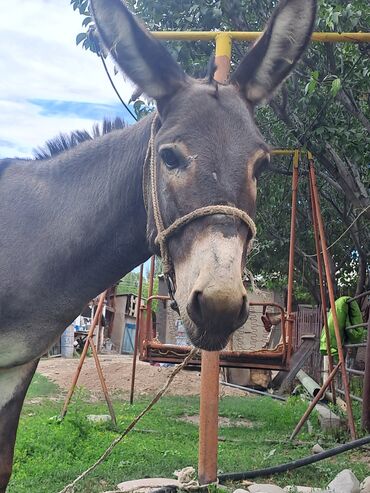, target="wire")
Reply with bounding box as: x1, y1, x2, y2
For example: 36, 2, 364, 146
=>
303, 204, 370, 258
99, 54, 138, 122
